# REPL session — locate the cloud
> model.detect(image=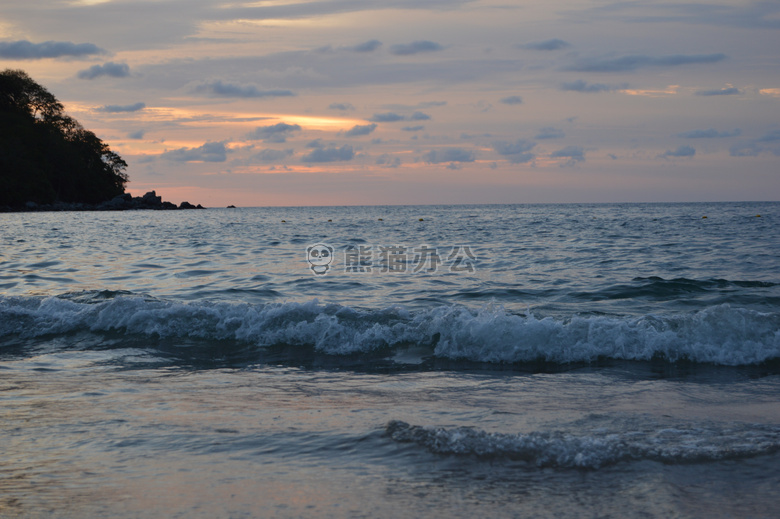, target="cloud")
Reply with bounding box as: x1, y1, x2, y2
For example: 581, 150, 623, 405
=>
302, 145, 355, 162
730, 130, 780, 157
369, 112, 406, 122
329, 102, 355, 111
349, 40, 382, 52
500, 95, 523, 105
757, 130, 780, 143
474, 100, 493, 112
369, 111, 429, 122
565, 2, 780, 31
520, 39, 571, 51
423, 147, 475, 164
208, 0, 476, 25
247, 122, 302, 143
493, 139, 536, 163
97, 102, 146, 113
0, 1, 481, 57
134, 41, 532, 92
535, 127, 565, 139
402, 125, 424, 132
694, 86, 741, 96
382, 101, 447, 110
662, 145, 696, 158
195, 80, 295, 98
730, 142, 761, 157
677, 128, 741, 138
0, 40, 105, 59
560, 79, 627, 93
77, 62, 131, 80
389, 40, 444, 56
621, 85, 679, 97
551, 145, 586, 165
343, 123, 378, 137
253, 149, 294, 162
128, 130, 145, 140
161, 142, 228, 162
564, 53, 726, 73
376, 154, 401, 167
